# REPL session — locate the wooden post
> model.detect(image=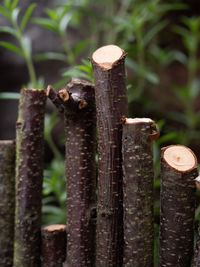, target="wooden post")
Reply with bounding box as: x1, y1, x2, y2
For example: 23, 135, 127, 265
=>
14, 88, 46, 267
91, 44, 128, 266
42, 224, 67, 267
121, 118, 159, 267
46, 79, 96, 267
159, 145, 197, 267
0, 140, 15, 267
